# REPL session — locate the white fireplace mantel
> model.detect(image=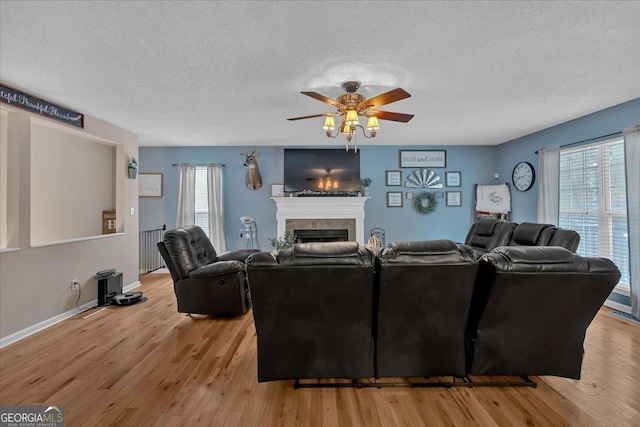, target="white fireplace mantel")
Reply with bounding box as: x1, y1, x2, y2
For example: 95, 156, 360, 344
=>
271, 197, 369, 244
